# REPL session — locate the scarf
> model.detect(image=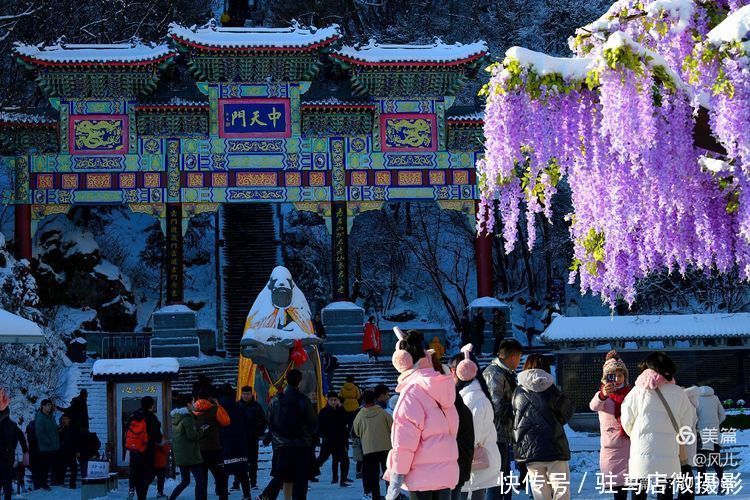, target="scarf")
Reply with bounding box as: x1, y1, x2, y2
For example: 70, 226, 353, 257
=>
605, 384, 632, 437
